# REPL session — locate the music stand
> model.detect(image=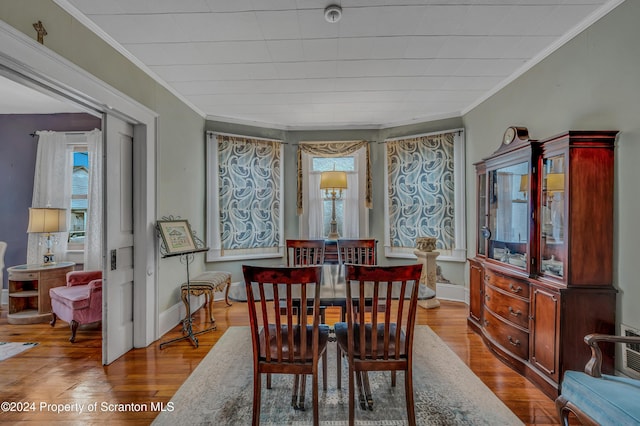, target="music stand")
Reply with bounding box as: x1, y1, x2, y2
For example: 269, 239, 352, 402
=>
156, 218, 213, 349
